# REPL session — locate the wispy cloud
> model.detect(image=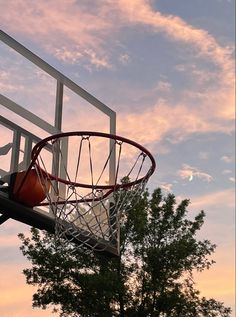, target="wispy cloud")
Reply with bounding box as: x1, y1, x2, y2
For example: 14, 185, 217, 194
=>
84, 49, 112, 69
154, 80, 172, 93
0, 69, 24, 92
0, 0, 234, 149
1, 0, 115, 69
221, 155, 234, 163
118, 0, 234, 72
1, 0, 235, 74
119, 53, 131, 65
222, 169, 233, 175
159, 182, 173, 192
54, 47, 83, 64
177, 164, 213, 182
229, 177, 235, 183
117, 100, 234, 147
190, 188, 235, 210
116, 0, 234, 123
